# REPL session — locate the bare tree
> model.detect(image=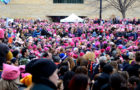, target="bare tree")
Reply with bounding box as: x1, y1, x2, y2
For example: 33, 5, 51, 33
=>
105, 0, 138, 18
